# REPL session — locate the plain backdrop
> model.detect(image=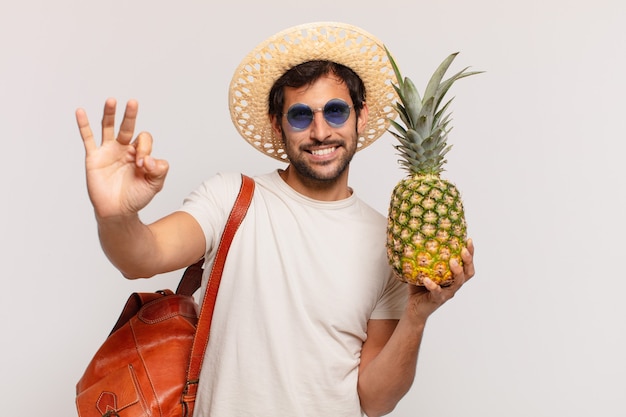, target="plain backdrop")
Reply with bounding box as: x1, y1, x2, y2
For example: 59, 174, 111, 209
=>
1, 1, 624, 416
